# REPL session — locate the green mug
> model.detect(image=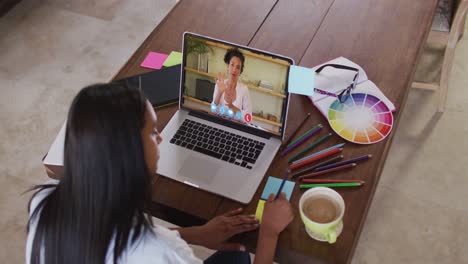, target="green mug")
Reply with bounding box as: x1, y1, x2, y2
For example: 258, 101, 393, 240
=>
299, 187, 345, 244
